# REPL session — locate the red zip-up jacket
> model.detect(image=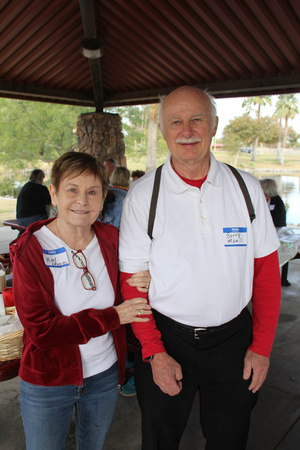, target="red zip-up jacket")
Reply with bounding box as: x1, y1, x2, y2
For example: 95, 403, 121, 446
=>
9, 218, 126, 387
